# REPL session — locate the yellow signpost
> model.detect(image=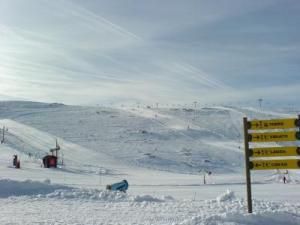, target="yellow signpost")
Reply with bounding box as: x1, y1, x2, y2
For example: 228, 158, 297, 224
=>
248, 118, 299, 130
250, 159, 300, 170
248, 131, 299, 142
250, 146, 300, 157
243, 115, 300, 214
